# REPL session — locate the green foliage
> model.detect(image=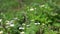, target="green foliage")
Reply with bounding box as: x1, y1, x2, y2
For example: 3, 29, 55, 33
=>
0, 0, 60, 34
